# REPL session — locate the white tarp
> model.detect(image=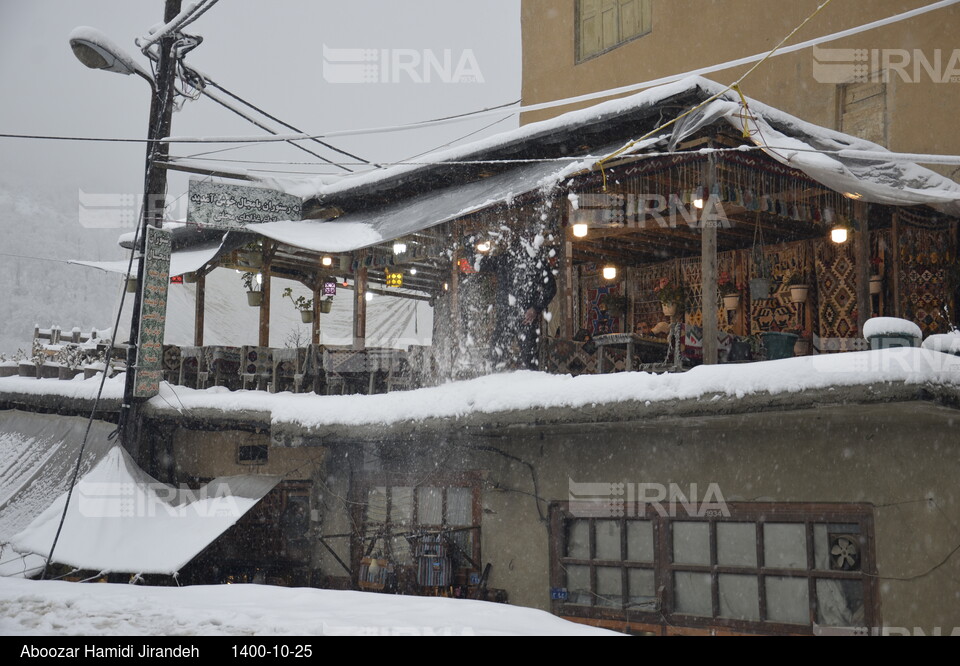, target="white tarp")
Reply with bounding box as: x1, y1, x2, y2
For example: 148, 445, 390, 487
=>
0, 410, 117, 578
10, 446, 279, 576
69, 242, 223, 278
